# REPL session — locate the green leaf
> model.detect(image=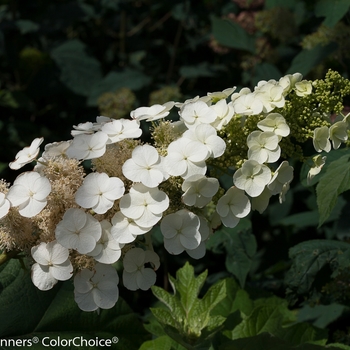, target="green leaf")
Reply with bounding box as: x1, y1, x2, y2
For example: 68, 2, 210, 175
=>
285, 240, 350, 298
286, 43, 337, 76
139, 335, 173, 350
315, 0, 350, 27
222, 228, 257, 288
316, 154, 350, 226
15, 20, 39, 34
87, 69, 151, 106
297, 304, 346, 328
221, 332, 335, 350
211, 278, 253, 318
51, 39, 102, 96
168, 262, 207, 313
211, 16, 255, 53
